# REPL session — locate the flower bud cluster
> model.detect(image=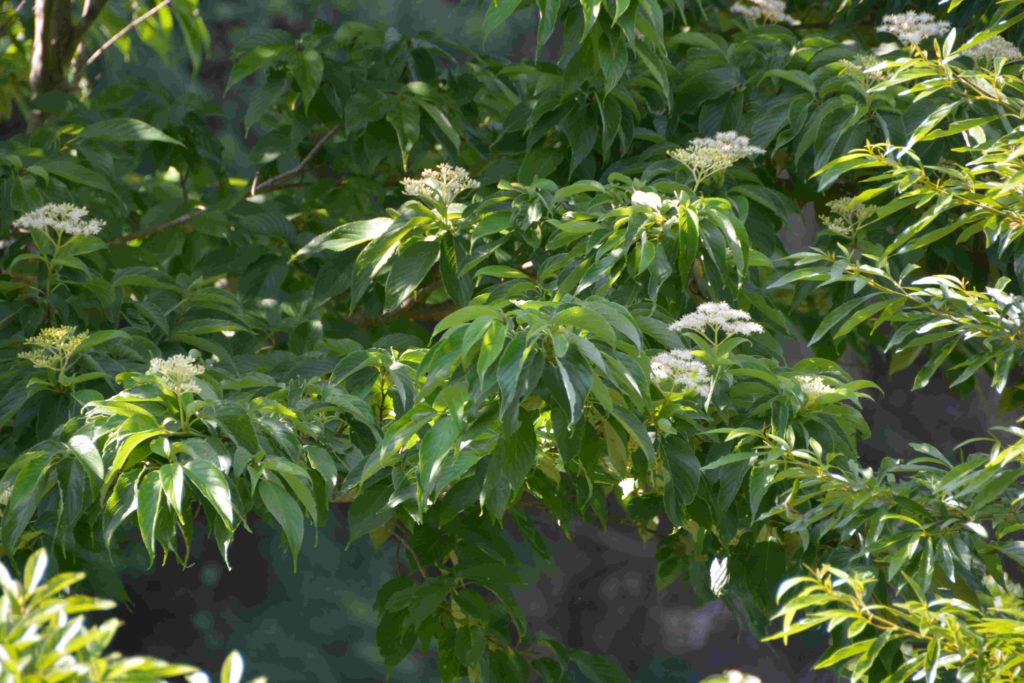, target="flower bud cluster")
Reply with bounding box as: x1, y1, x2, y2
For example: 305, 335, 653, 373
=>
670, 301, 764, 337
14, 203, 105, 236
401, 163, 479, 205
650, 349, 712, 397
878, 11, 951, 46
730, 0, 797, 26
149, 353, 205, 395
18, 325, 88, 370
964, 35, 1023, 64
668, 131, 765, 190
820, 196, 875, 238
837, 54, 887, 88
